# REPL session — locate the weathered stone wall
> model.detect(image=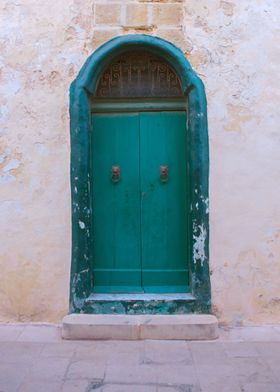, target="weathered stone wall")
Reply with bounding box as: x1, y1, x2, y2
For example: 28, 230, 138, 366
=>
0, 0, 279, 324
